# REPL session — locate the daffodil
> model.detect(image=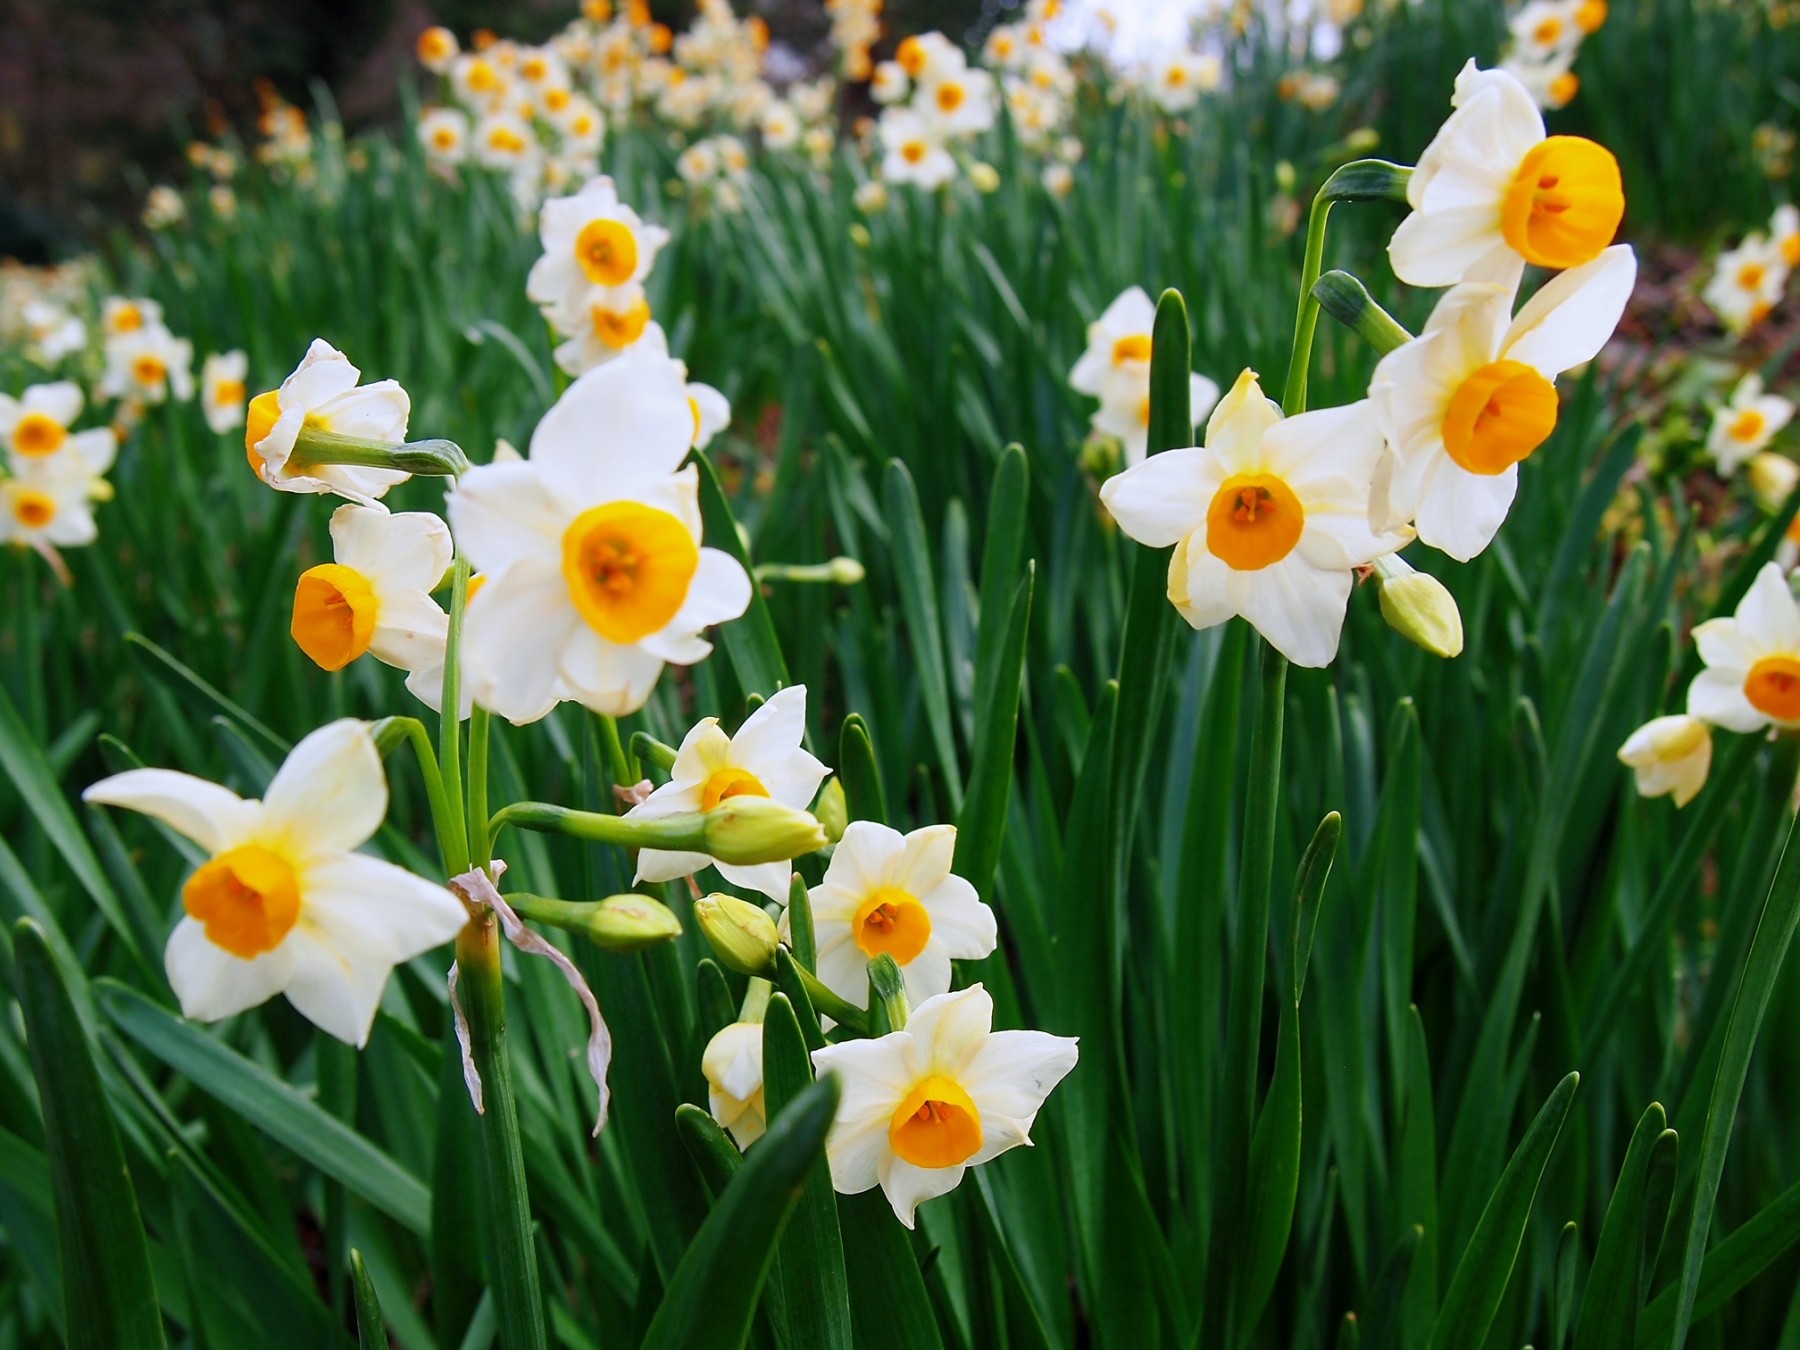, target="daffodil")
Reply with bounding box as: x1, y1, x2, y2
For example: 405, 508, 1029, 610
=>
1773, 204, 1800, 270
0, 382, 117, 483
1069, 287, 1158, 402
704, 1021, 767, 1146
101, 296, 162, 338
1389, 61, 1624, 288
100, 325, 195, 405
798, 821, 996, 1012
879, 110, 956, 190
245, 339, 411, 504
1688, 562, 1800, 733
448, 350, 751, 721
201, 350, 249, 434
625, 686, 830, 901
871, 60, 910, 104
1147, 51, 1220, 113
473, 111, 538, 172
916, 64, 997, 139
1618, 715, 1712, 808
1, 460, 99, 550
419, 108, 471, 165
551, 285, 661, 375
22, 300, 85, 363
526, 175, 670, 333
417, 24, 459, 72
1702, 234, 1787, 336
1091, 371, 1222, 468
1099, 369, 1405, 667
1707, 375, 1794, 476
1749, 452, 1799, 515
83, 720, 469, 1045
809, 984, 1078, 1228
1369, 245, 1635, 560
